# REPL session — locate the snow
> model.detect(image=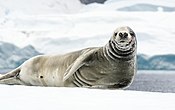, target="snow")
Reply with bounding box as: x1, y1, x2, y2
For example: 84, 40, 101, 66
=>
0, 85, 175, 110
0, 0, 83, 15
105, 0, 175, 7
2, 73, 175, 109
0, 0, 175, 56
